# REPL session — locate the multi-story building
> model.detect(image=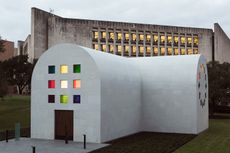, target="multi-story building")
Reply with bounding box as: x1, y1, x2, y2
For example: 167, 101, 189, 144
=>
0, 40, 16, 61
29, 7, 230, 63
